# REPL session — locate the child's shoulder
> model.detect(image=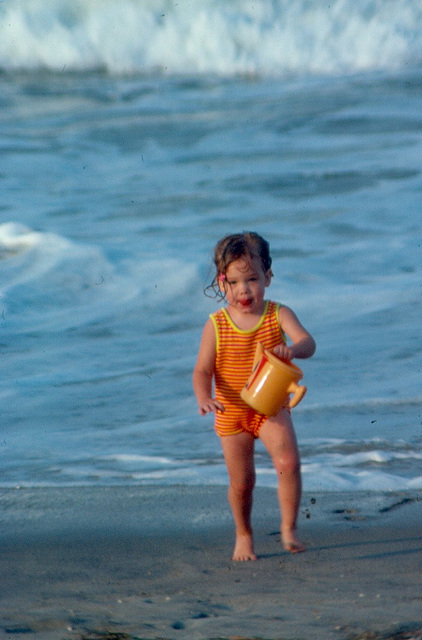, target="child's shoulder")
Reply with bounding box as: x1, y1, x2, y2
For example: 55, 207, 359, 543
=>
209, 307, 225, 323
267, 299, 288, 315
272, 301, 298, 326
275, 302, 295, 318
